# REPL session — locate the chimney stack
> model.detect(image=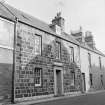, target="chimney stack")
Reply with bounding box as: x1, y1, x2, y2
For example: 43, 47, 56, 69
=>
71, 26, 85, 44
85, 31, 95, 49
50, 12, 65, 34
